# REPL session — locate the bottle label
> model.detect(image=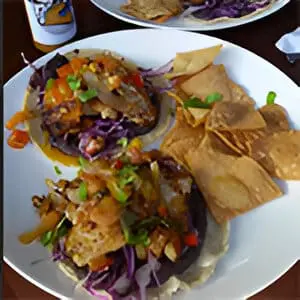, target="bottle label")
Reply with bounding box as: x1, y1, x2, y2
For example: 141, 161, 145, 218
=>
24, 0, 77, 46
